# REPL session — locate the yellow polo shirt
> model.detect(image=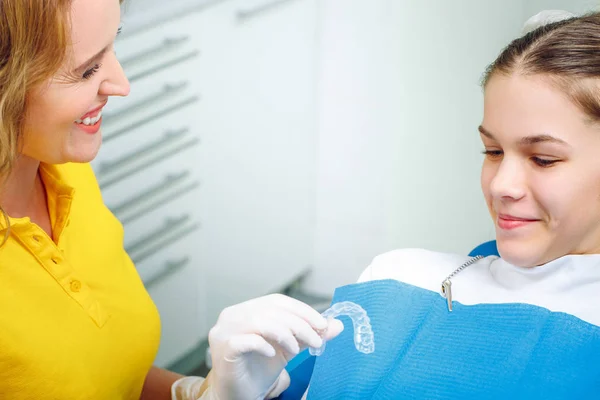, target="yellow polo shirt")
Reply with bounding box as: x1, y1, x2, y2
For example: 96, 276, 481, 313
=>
0, 162, 161, 399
